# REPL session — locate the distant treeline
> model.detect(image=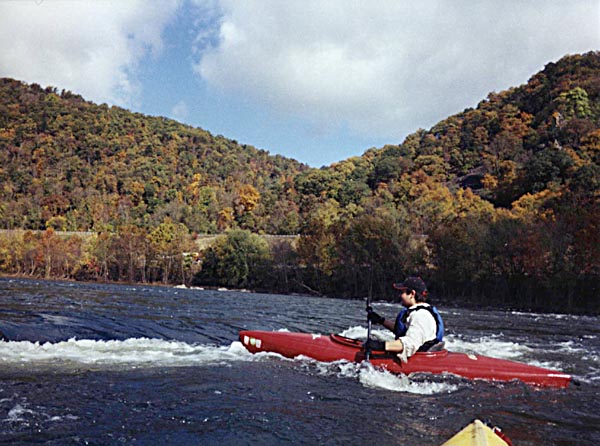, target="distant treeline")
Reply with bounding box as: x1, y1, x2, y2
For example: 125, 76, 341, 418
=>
0, 52, 599, 313
1, 203, 597, 313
